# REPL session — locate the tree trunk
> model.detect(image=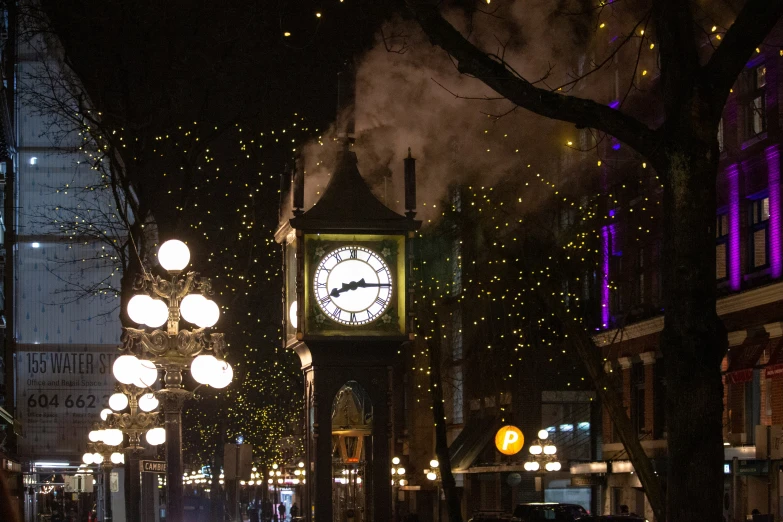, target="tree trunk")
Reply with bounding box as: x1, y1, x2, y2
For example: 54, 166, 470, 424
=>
428, 325, 463, 522
120, 221, 146, 327
657, 138, 726, 522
